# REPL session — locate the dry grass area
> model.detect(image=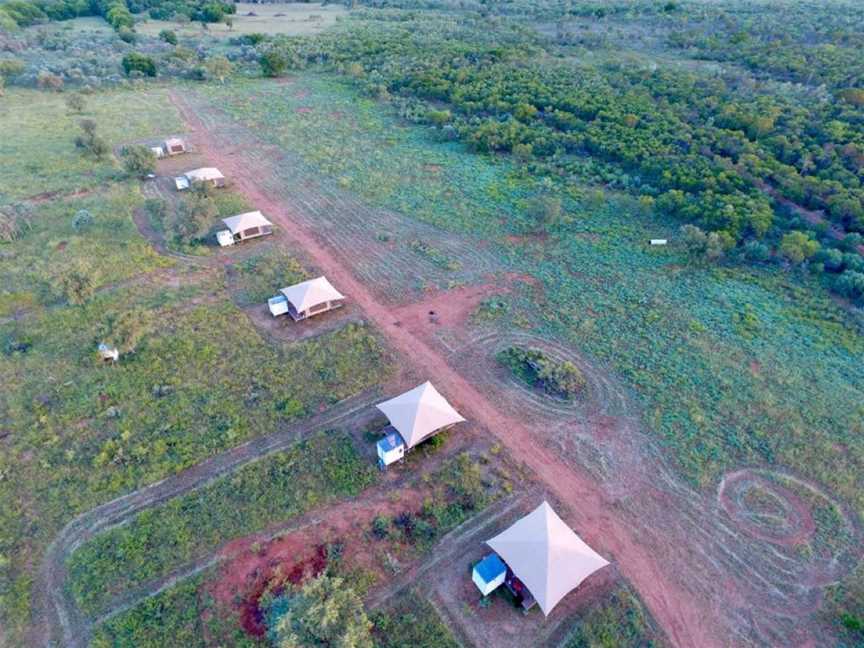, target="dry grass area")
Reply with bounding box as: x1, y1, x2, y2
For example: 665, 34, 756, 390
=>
135, 2, 347, 38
